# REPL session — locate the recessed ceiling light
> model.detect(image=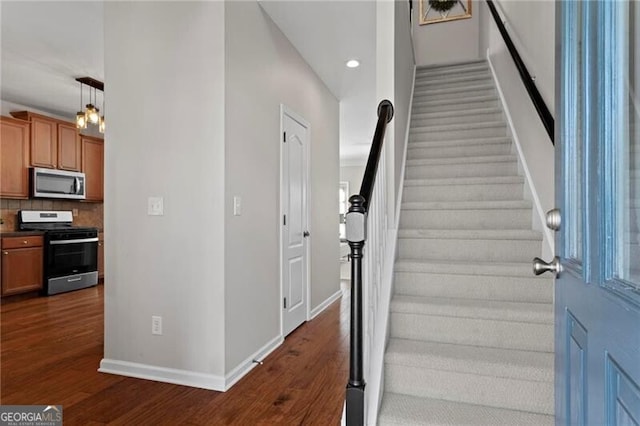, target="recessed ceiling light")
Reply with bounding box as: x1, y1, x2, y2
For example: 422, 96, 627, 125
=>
346, 59, 360, 68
